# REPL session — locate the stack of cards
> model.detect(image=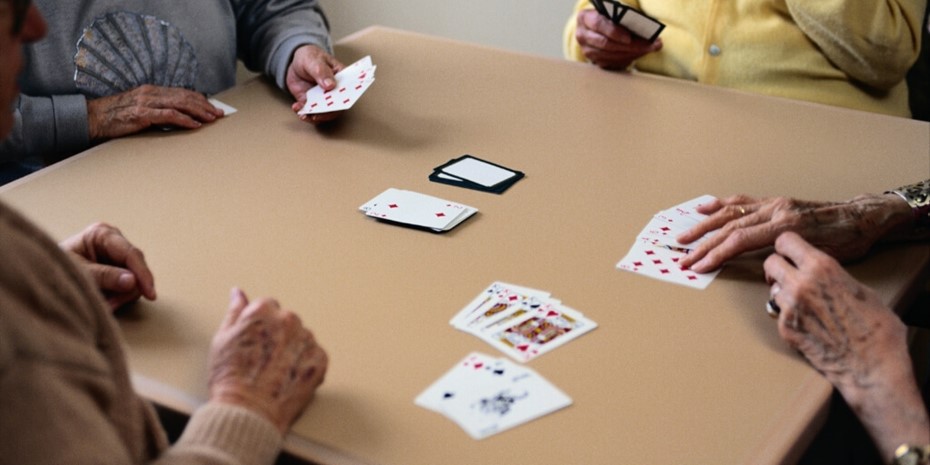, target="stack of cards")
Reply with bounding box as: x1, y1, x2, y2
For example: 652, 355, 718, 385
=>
616, 195, 721, 289
451, 282, 597, 362
298, 55, 376, 115
430, 155, 524, 194
359, 188, 477, 232
588, 0, 665, 42
415, 352, 572, 439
